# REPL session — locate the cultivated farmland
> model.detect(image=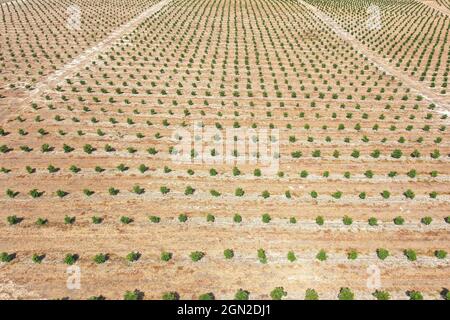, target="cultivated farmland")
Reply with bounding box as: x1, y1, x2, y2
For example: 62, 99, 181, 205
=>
0, 0, 449, 300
